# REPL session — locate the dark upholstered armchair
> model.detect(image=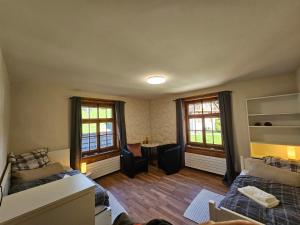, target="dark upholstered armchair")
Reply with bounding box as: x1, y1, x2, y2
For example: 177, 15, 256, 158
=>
157, 144, 181, 175
121, 147, 148, 178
